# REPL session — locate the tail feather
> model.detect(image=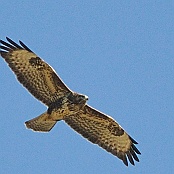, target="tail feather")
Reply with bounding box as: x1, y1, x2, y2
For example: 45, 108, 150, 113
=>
25, 112, 57, 132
